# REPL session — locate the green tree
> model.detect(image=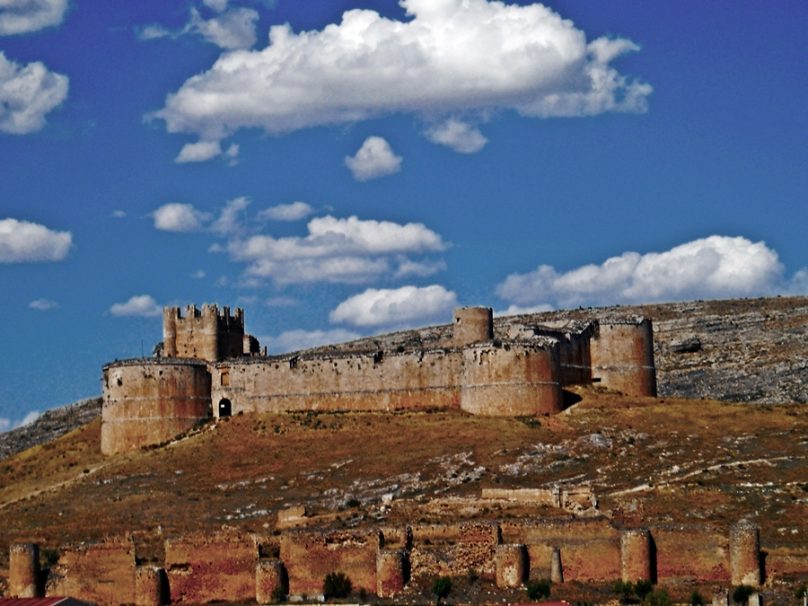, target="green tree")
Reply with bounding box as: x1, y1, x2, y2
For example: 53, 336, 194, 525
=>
526, 579, 552, 601
323, 572, 352, 600
432, 576, 452, 605
635, 580, 653, 601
